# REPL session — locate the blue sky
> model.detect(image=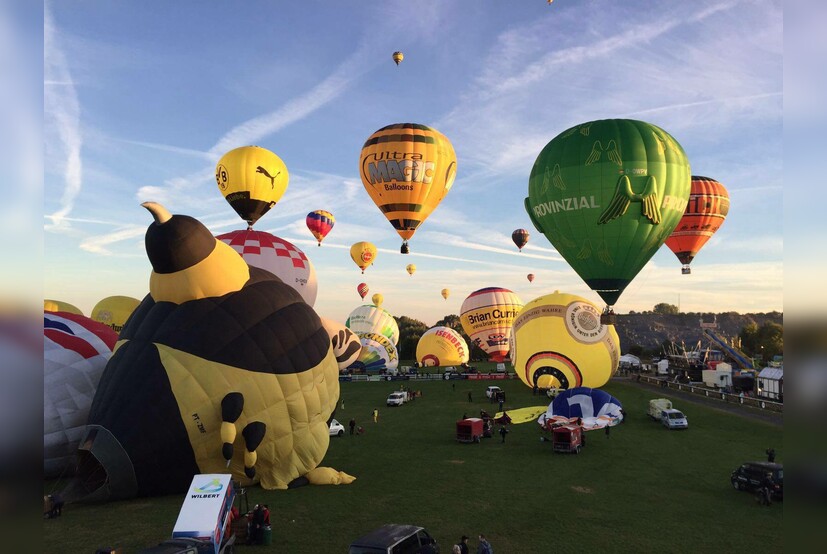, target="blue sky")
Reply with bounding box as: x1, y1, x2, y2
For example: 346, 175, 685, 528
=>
43, 0, 783, 326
